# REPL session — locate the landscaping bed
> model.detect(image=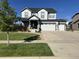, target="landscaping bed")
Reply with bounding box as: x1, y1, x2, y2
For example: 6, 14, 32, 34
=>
0, 32, 40, 41
0, 43, 53, 56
